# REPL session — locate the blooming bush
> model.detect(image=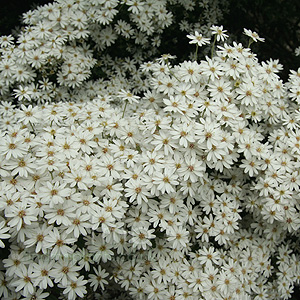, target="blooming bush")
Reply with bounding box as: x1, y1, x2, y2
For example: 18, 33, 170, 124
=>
0, 1, 300, 300
0, 0, 226, 105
